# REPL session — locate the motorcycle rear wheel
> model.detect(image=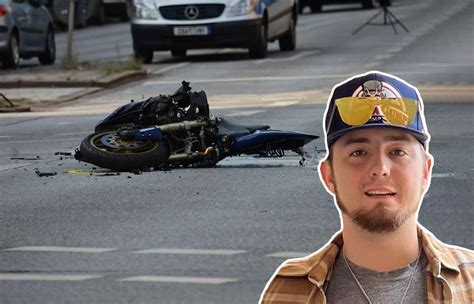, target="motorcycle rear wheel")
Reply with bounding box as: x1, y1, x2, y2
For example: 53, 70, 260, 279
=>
79, 131, 171, 171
